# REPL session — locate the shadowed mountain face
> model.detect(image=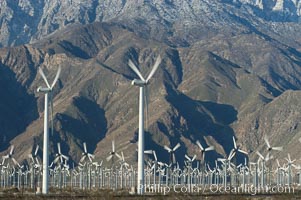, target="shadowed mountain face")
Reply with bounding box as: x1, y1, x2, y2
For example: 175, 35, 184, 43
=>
0, 1, 301, 166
